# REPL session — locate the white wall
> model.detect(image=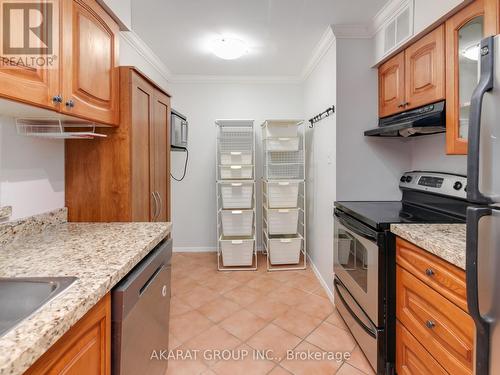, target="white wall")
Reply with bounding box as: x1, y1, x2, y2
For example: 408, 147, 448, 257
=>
336, 38, 411, 201
409, 135, 467, 175
303, 40, 337, 296
169, 82, 303, 251
0, 117, 64, 220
